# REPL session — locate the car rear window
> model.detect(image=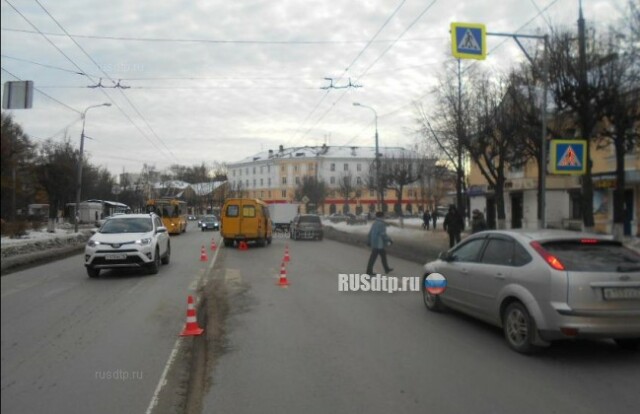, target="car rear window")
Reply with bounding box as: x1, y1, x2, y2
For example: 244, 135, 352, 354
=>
299, 216, 320, 223
226, 205, 239, 217
542, 240, 640, 272
243, 206, 256, 218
